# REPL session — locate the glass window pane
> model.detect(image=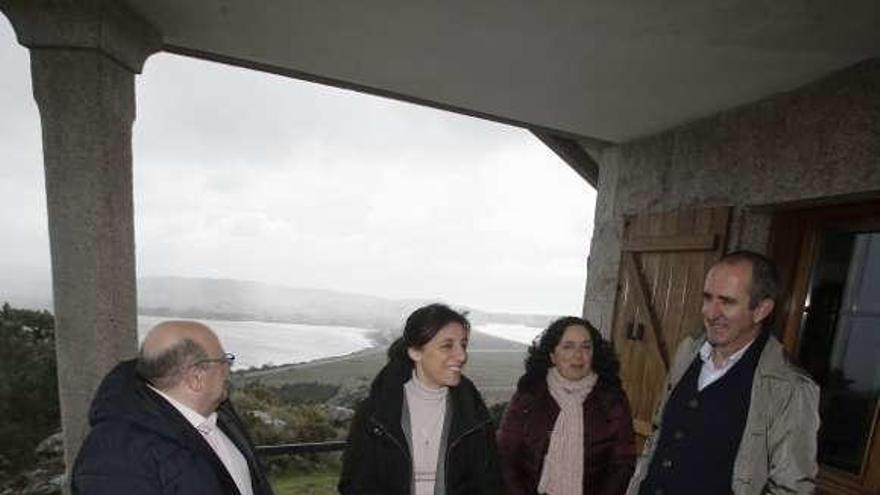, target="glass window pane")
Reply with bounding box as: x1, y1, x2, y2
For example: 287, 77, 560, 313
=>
799, 231, 880, 475
852, 233, 880, 314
